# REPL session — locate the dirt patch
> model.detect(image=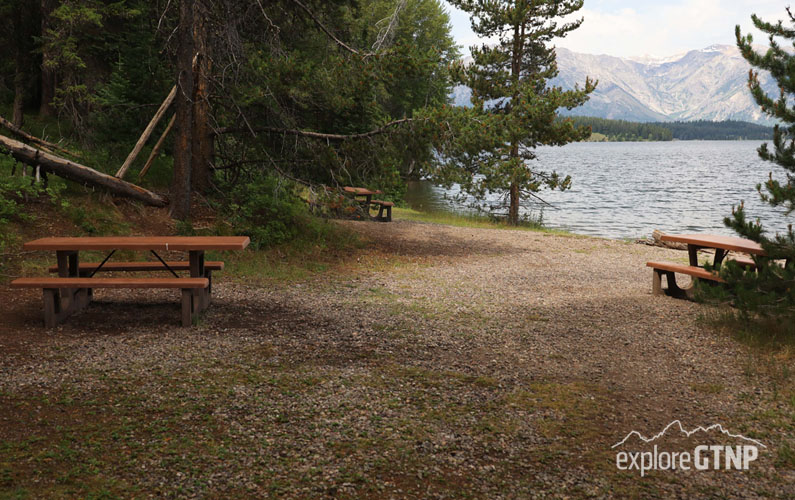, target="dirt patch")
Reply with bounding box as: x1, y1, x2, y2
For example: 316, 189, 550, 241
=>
0, 218, 792, 498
